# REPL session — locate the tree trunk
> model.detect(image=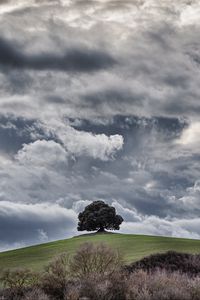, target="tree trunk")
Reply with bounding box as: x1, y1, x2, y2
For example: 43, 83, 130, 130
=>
97, 227, 106, 233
